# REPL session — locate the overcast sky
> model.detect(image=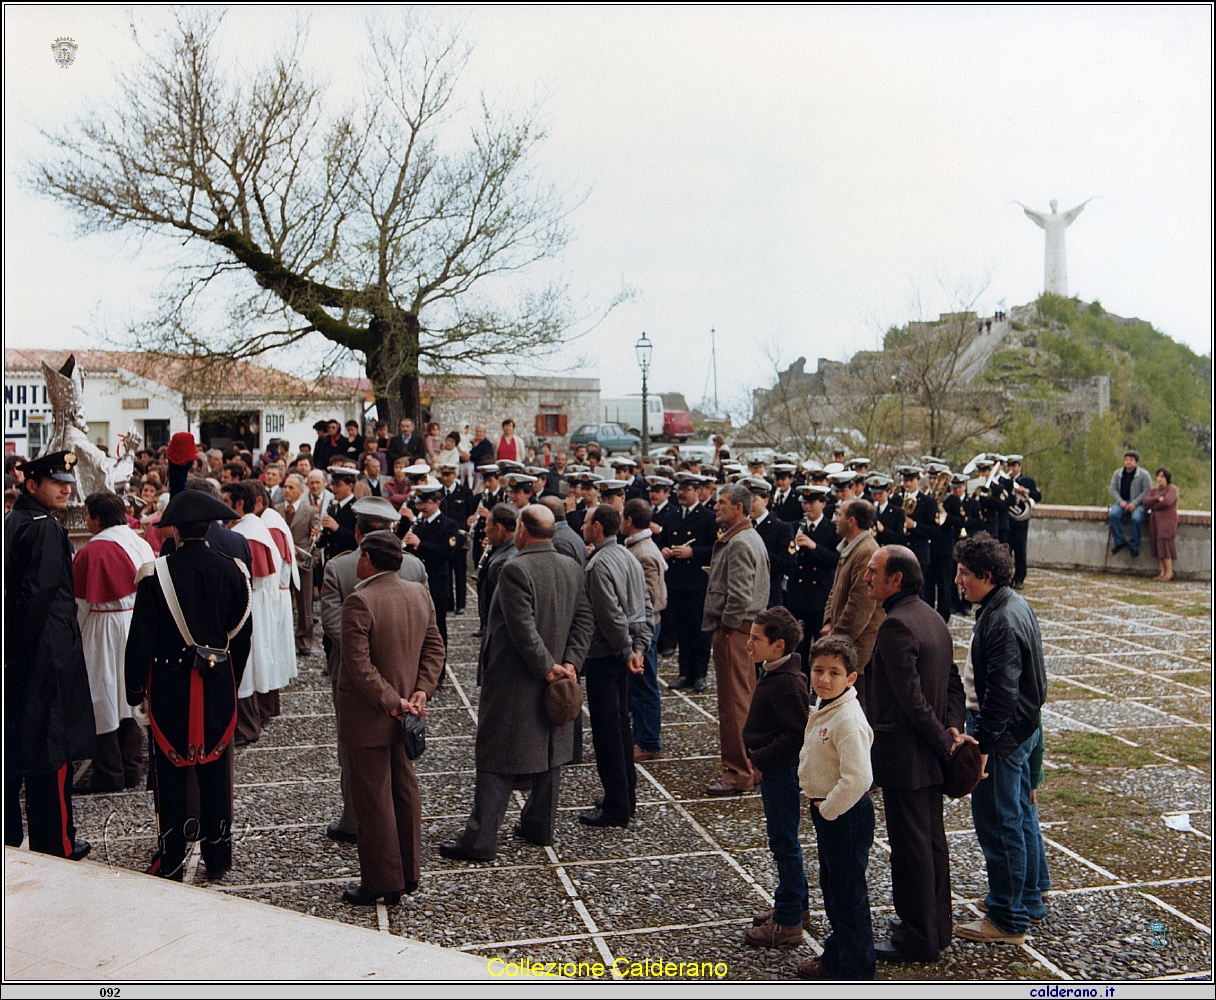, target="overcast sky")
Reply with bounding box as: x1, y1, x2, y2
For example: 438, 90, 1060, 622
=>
4, 5, 1212, 416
